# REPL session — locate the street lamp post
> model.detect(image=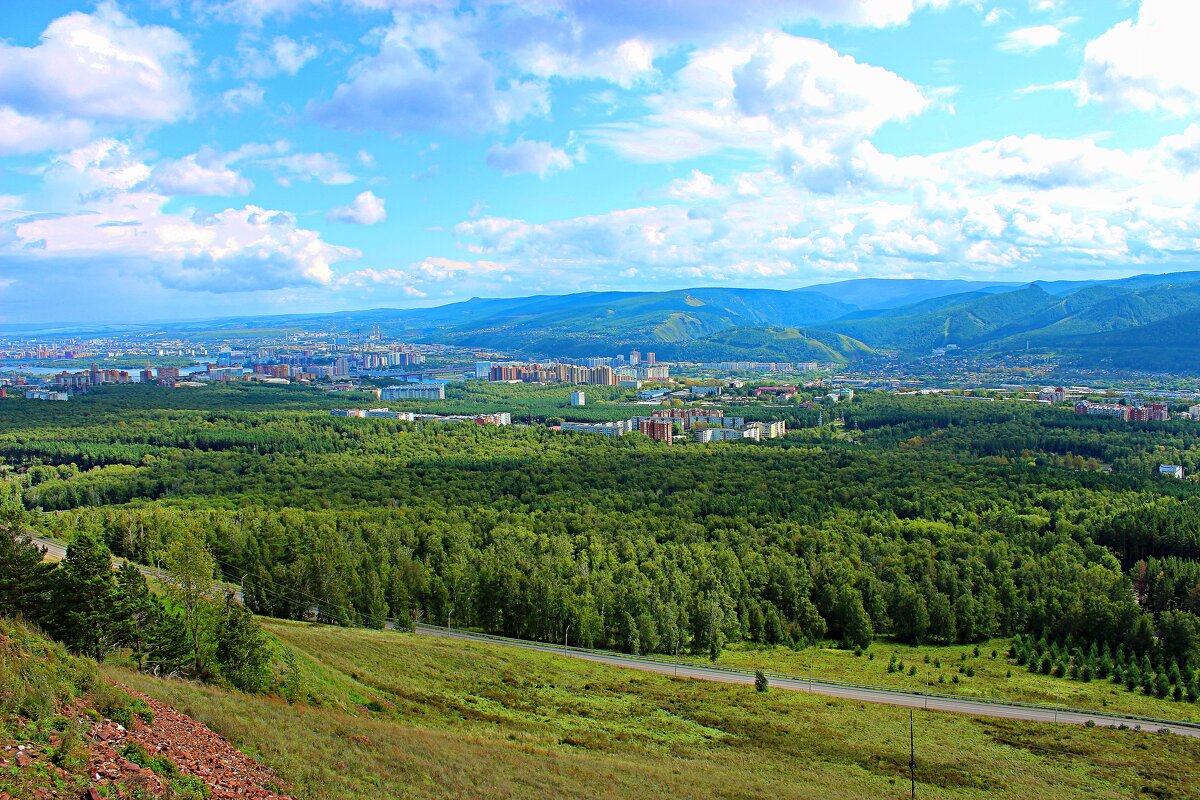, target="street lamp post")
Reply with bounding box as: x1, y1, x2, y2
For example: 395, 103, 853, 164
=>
909, 709, 917, 800
447, 604, 454, 636
809, 652, 814, 693
564, 624, 570, 649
